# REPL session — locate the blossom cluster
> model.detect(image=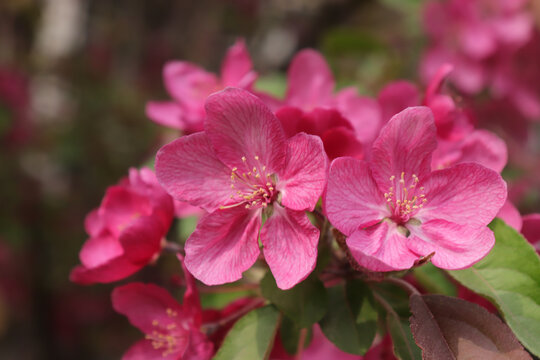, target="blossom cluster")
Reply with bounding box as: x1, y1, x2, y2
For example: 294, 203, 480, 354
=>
68, 2, 540, 358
